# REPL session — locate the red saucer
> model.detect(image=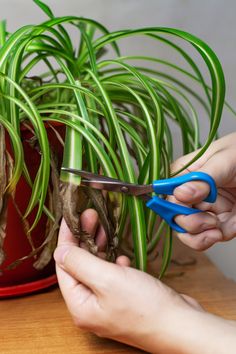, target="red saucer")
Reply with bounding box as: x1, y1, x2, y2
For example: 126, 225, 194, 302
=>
0, 274, 58, 298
